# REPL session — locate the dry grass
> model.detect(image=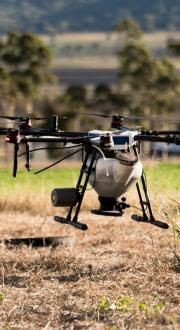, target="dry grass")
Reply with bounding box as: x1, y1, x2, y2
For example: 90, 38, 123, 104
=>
52, 55, 118, 69
0, 186, 179, 329
47, 31, 180, 69
0, 182, 179, 216
44, 31, 180, 44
